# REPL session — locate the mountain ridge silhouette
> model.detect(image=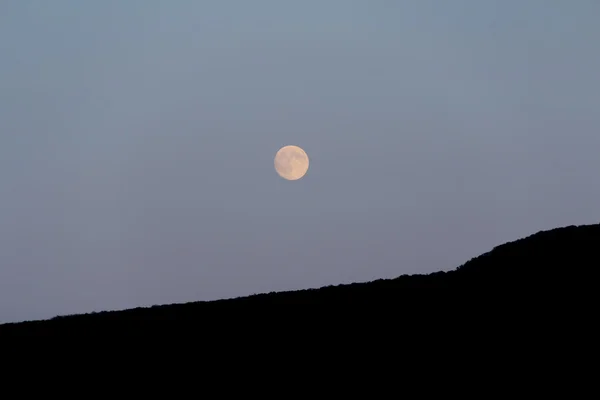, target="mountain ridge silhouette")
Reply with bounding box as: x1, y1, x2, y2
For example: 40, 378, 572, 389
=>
1, 222, 597, 336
